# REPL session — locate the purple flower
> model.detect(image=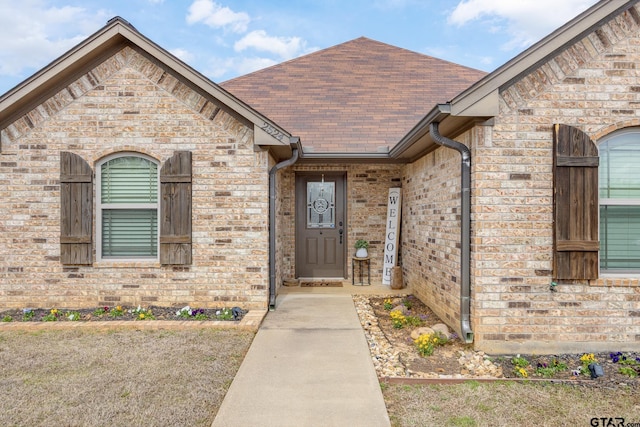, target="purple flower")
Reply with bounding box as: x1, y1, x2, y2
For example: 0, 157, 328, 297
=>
610, 352, 623, 363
